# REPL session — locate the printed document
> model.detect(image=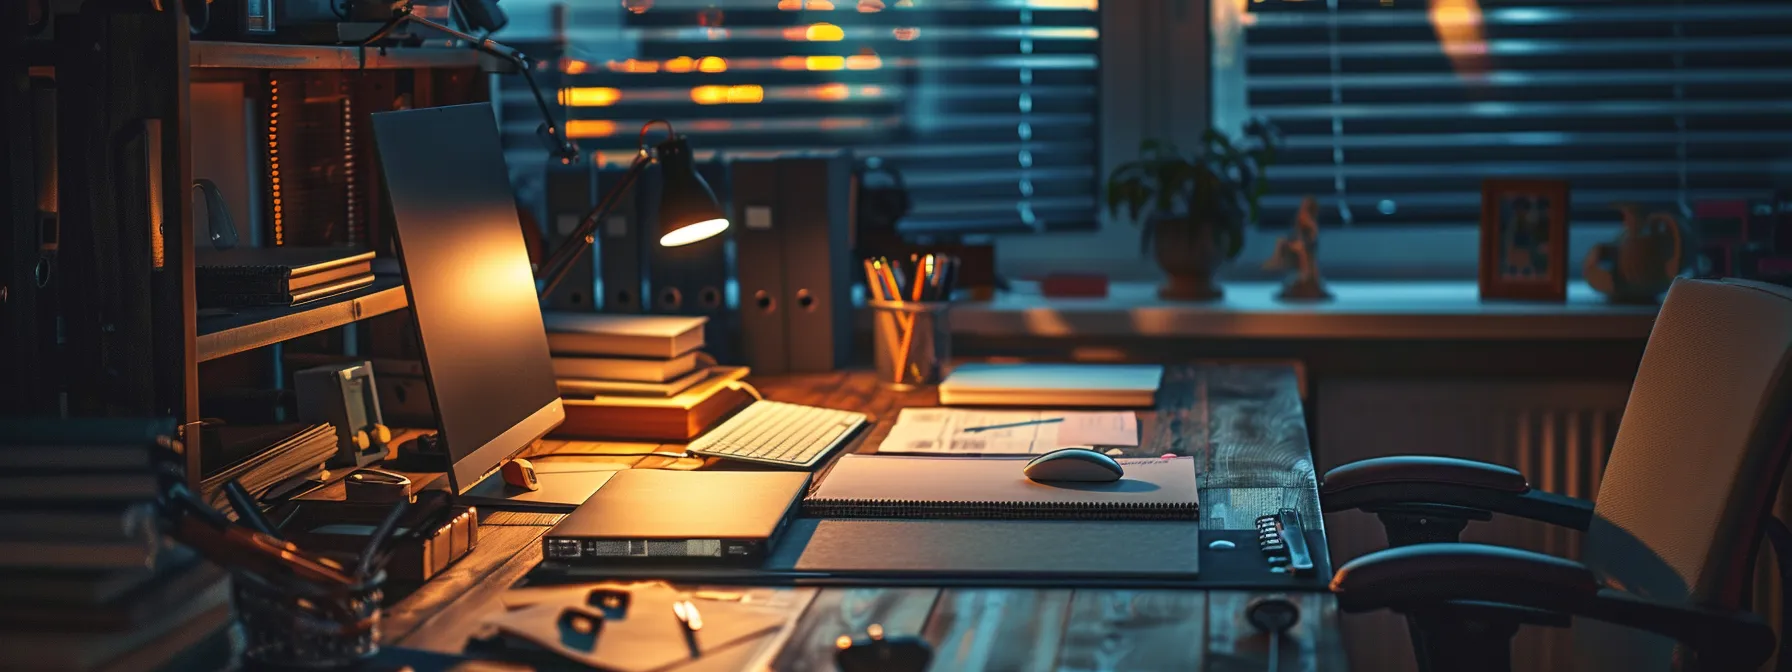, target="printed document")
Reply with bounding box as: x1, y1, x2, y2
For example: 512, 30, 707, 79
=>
877, 408, 1140, 455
